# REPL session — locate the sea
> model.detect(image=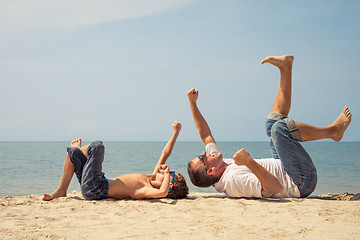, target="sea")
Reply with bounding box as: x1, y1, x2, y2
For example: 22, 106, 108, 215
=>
0, 141, 359, 197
